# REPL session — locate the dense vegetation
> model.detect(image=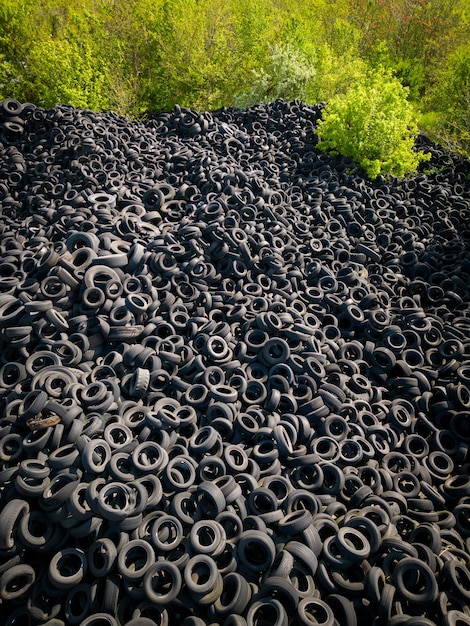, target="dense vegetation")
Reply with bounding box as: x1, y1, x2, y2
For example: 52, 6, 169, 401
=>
316, 67, 431, 178
0, 0, 469, 162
